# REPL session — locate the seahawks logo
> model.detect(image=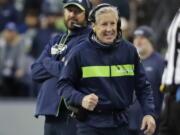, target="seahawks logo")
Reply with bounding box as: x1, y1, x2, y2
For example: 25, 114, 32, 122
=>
51, 43, 67, 55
